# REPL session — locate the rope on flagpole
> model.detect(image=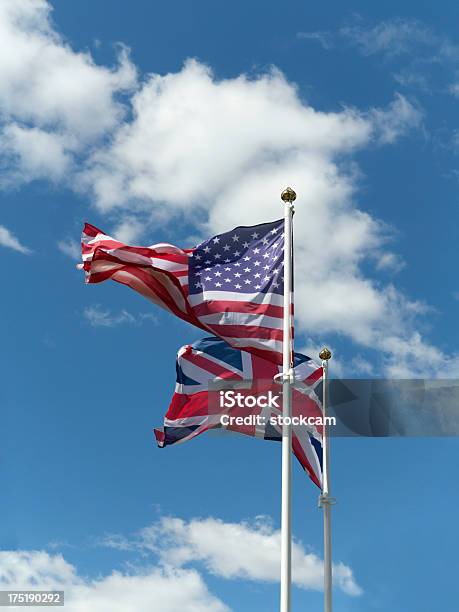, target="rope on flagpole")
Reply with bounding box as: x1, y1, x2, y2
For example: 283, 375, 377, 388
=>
319, 347, 335, 612
279, 187, 296, 612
